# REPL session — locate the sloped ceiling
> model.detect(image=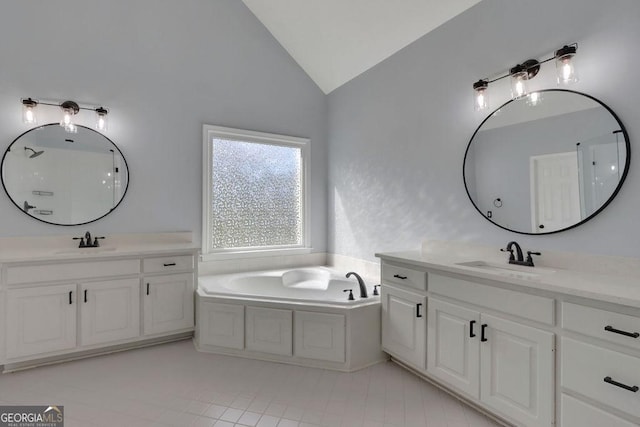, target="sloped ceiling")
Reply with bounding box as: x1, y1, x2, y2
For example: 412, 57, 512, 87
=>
242, 0, 482, 94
